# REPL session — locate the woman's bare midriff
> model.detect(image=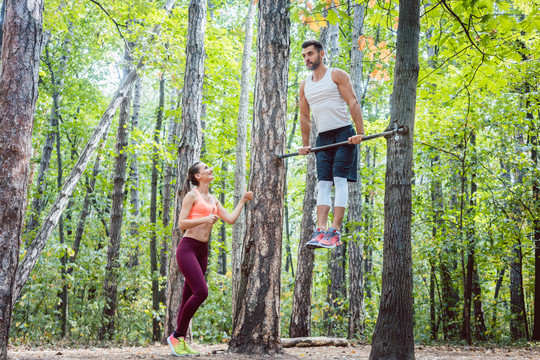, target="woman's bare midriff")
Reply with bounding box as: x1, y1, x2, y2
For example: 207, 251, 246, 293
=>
183, 222, 213, 243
